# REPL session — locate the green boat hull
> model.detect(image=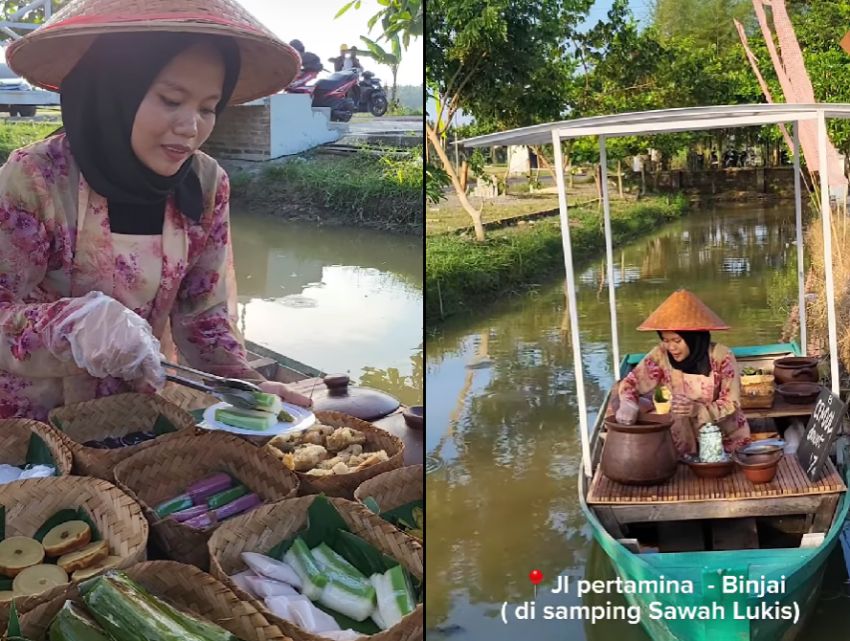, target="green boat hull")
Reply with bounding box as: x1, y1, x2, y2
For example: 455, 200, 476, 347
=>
582, 342, 849, 641
580, 488, 849, 641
